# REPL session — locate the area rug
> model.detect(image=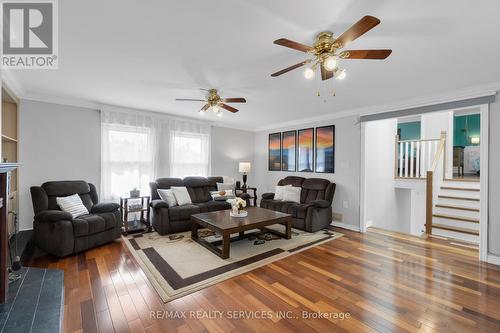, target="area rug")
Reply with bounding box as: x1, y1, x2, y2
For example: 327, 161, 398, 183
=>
123, 225, 343, 302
